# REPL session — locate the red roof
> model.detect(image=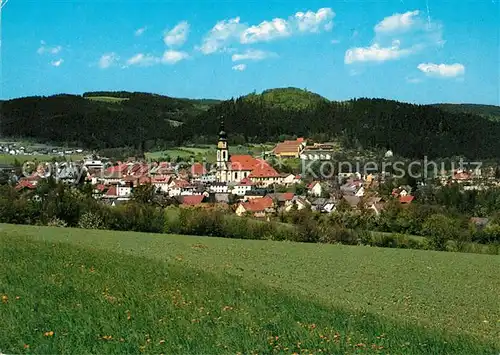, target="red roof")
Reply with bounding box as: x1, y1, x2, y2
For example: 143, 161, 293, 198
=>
138, 176, 152, 185
399, 195, 415, 204
248, 160, 279, 178
308, 181, 320, 189
105, 186, 117, 197
172, 179, 190, 188
182, 195, 205, 206
282, 192, 295, 201
106, 164, 128, 175
95, 184, 106, 192
230, 155, 258, 171
240, 196, 274, 212
15, 180, 36, 190
191, 163, 207, 176
273, 138, 304, 154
